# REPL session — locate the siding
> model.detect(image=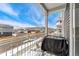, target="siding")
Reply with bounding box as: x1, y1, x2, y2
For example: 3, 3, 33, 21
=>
64, 3, 70, 40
